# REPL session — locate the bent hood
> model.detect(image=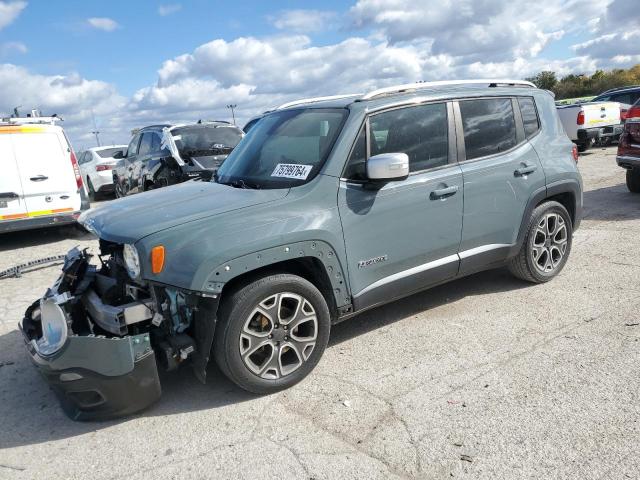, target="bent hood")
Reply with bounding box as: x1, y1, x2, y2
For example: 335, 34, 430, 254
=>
79, 181, 288, 244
